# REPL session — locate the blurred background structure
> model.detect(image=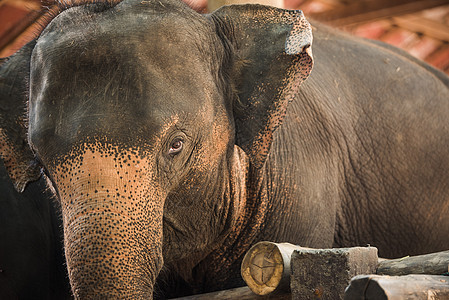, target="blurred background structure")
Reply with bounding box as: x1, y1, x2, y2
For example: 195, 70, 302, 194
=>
295, 0, 449, 75
1, 0, 449, 75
